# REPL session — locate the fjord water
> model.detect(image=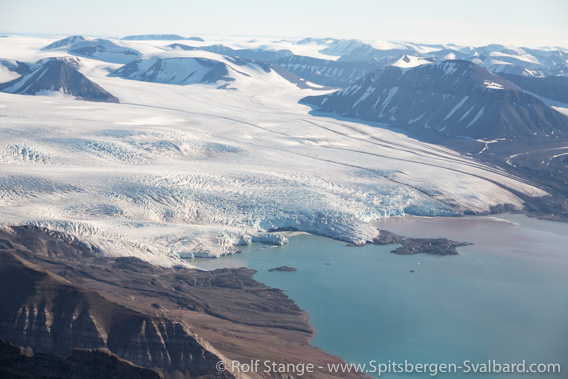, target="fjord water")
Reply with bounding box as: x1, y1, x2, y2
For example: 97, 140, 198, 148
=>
192, 214, 568, 377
